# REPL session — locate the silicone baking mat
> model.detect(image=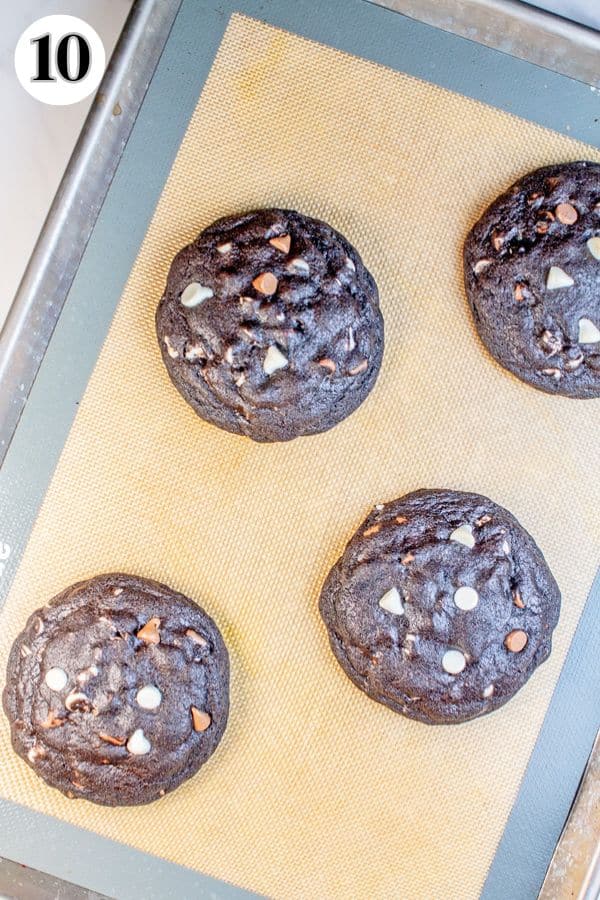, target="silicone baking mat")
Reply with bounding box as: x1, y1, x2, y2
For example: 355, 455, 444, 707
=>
1, 2, 599, 898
